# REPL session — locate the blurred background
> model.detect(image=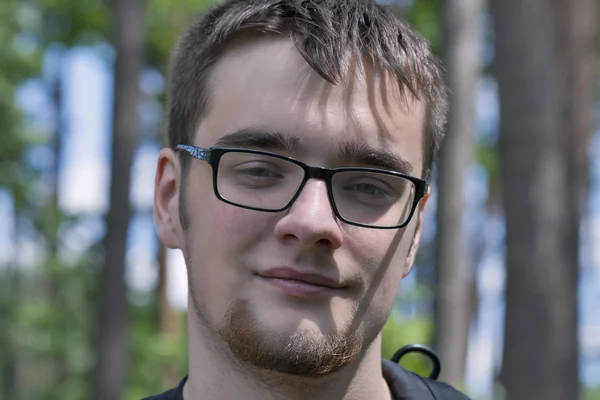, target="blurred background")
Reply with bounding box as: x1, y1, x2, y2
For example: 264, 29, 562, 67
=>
0, 0, 598, 399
